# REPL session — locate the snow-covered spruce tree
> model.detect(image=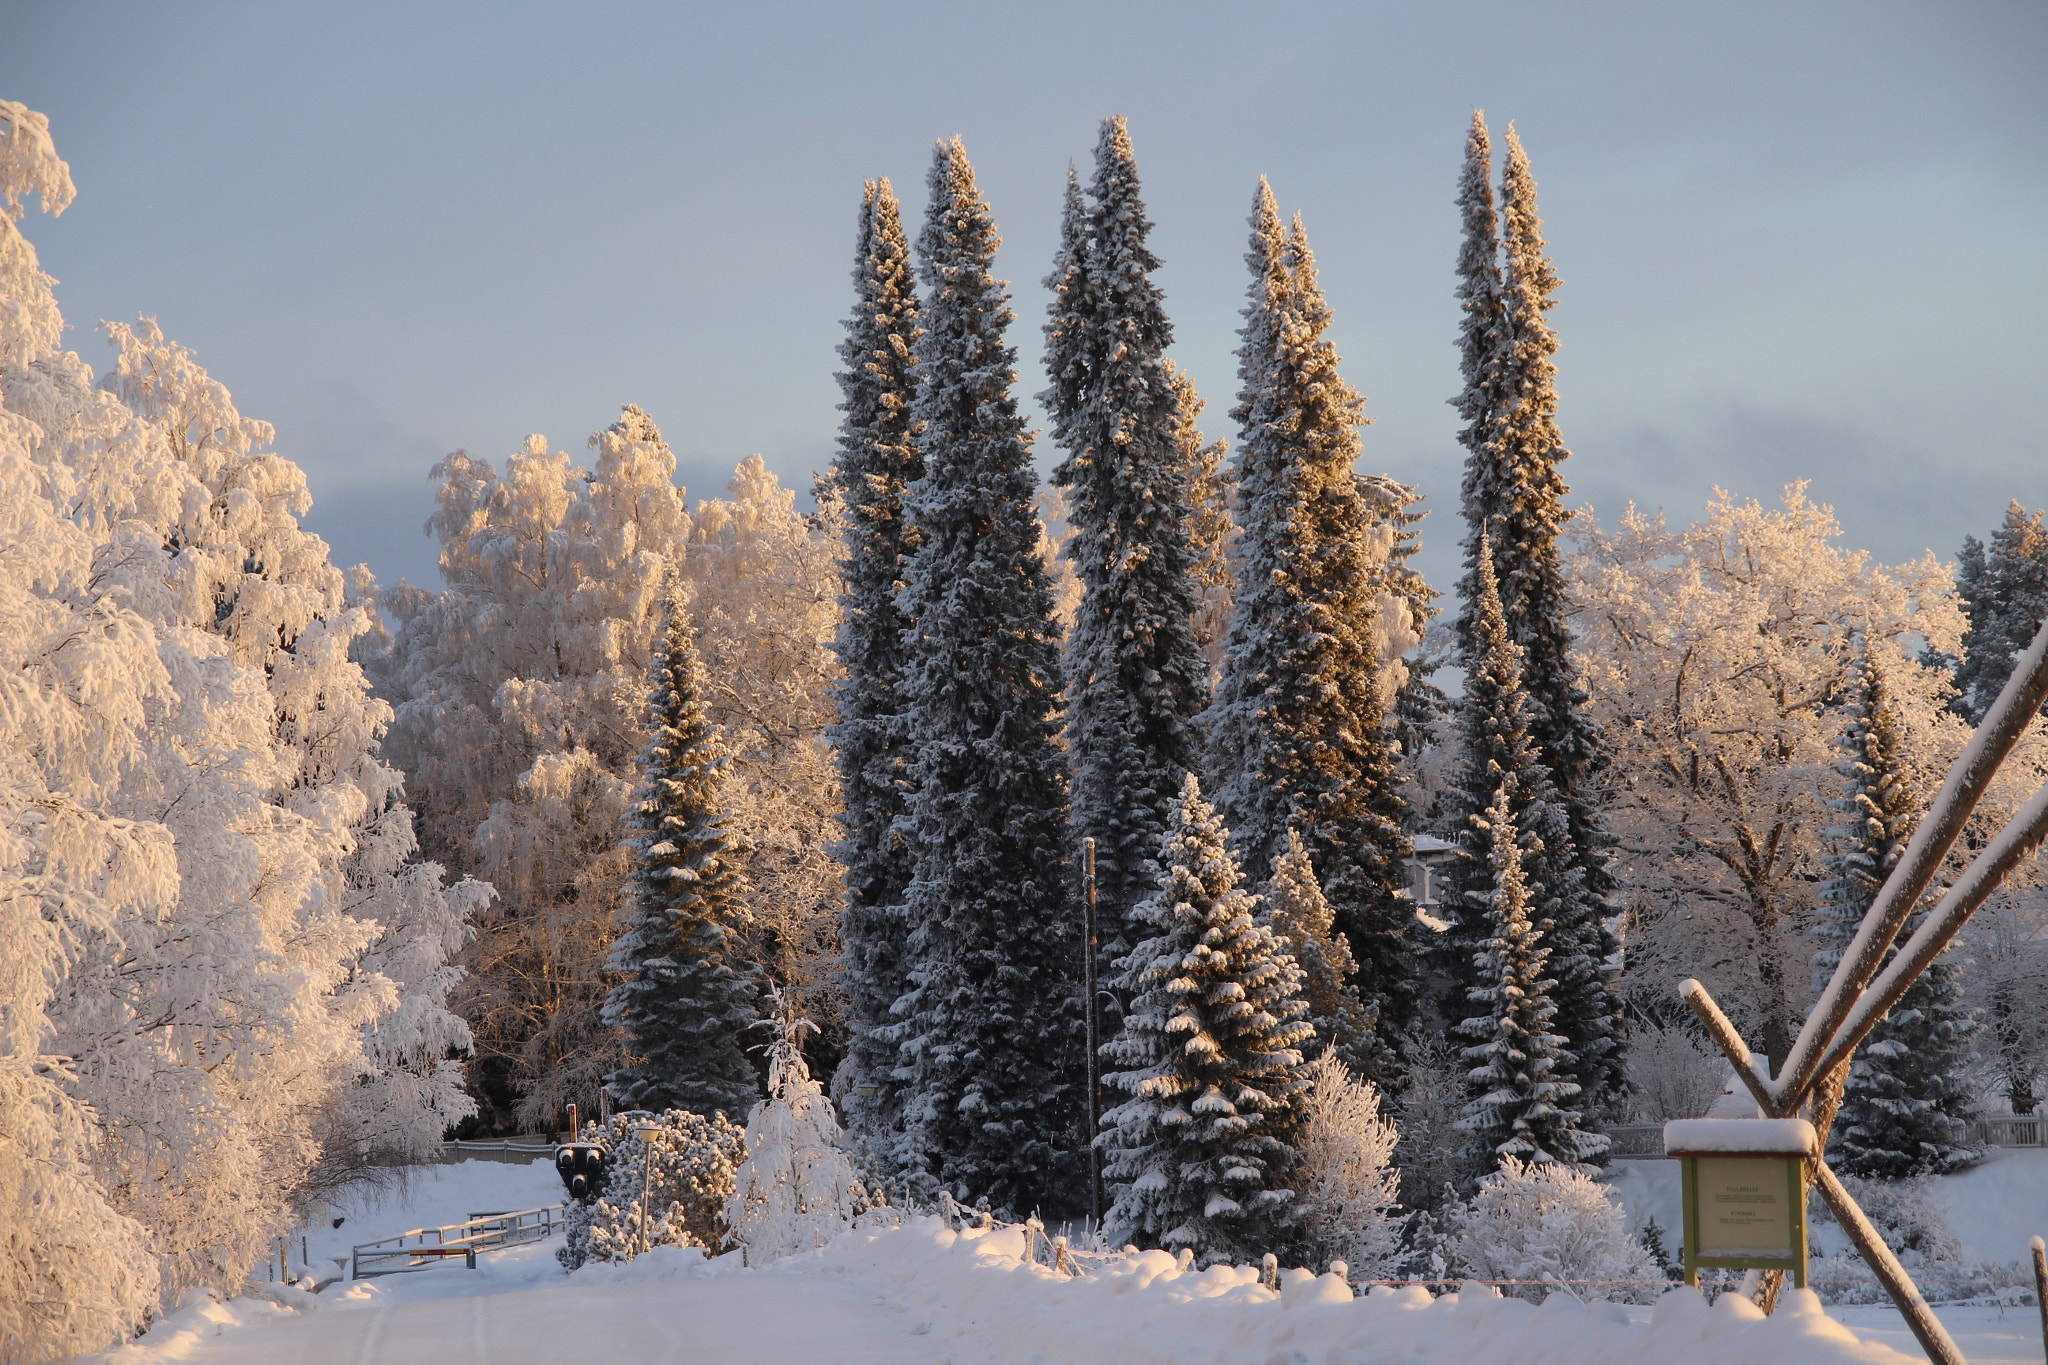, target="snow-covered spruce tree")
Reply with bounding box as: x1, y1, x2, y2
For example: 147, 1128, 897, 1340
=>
1451, 119, 1623, 1106
828, 177, 922, 1143
1041, 117, 1211, 994
726, 995, 863, 1263
1951, 501, 2048, 724
1455, 781, 1606, 1176
1814, 651, 1979, 1178
1263, 828, 1375, 1067
1437, 539, 1611, 1124
1099, 774, 1313, 1263
1207, 183, 1419, 1061
603, 580, 761, 1119
1168, 362, 1236, 676
892, 138, 1081, 1216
